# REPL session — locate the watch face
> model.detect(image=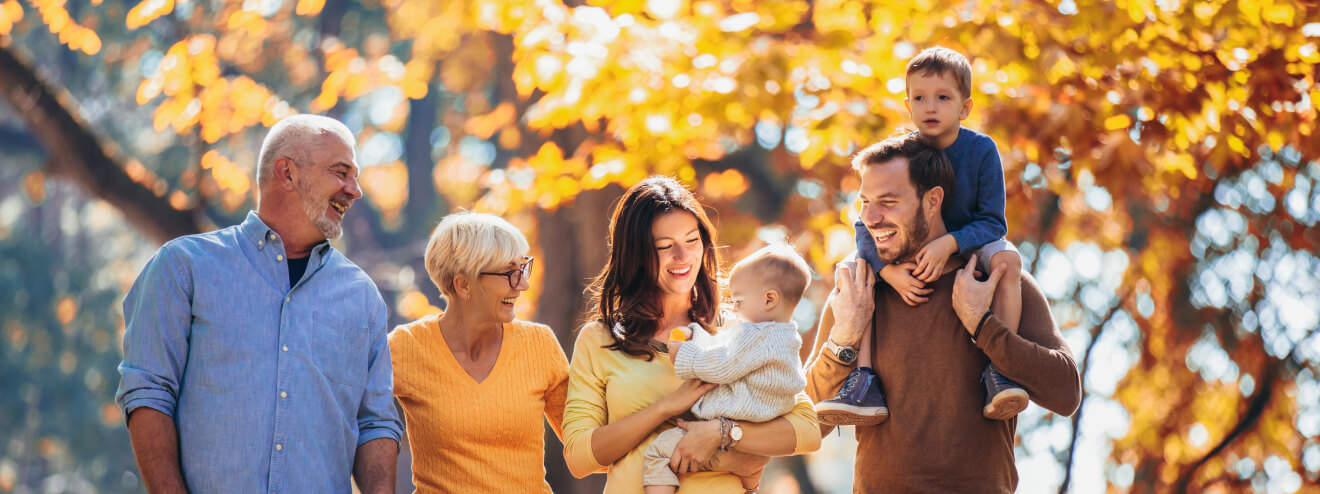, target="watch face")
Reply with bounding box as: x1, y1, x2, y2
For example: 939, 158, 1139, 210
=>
730, 425, 742, 440
839, 348, 858, 363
